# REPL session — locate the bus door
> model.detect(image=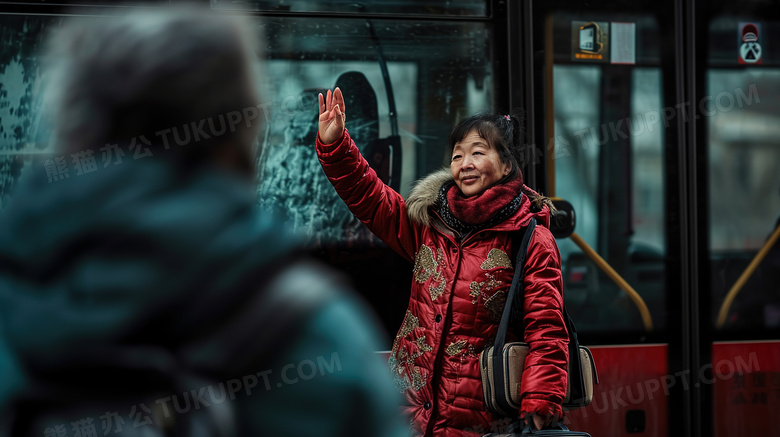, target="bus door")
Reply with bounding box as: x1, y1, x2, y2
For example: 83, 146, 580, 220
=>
701, 1, 780, 436
526, 1, 677, 436
525, 0, 780, 436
